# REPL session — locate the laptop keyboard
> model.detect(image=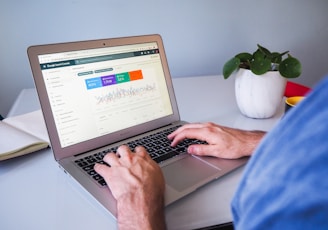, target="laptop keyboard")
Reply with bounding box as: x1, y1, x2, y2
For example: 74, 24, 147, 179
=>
74, 125, 207, 187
